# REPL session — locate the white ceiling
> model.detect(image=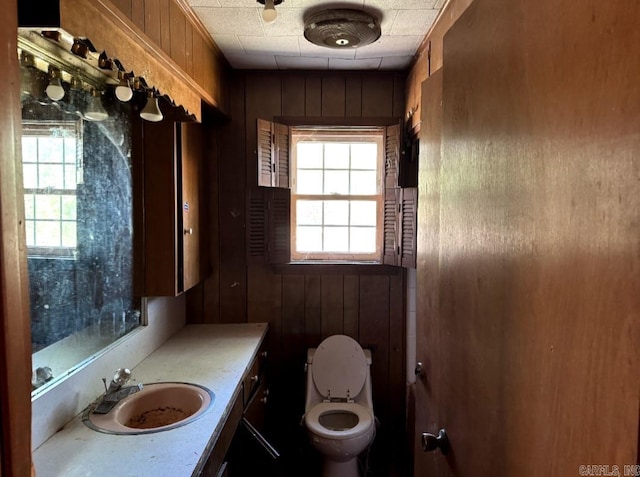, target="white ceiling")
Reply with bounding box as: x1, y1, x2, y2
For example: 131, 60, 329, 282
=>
187, 0, 445, 70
